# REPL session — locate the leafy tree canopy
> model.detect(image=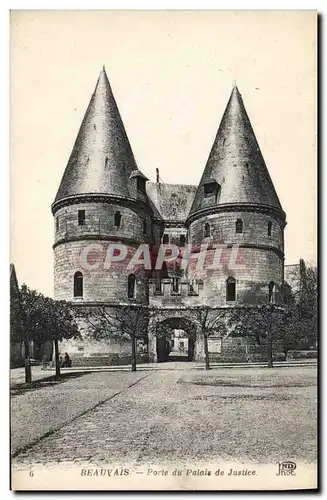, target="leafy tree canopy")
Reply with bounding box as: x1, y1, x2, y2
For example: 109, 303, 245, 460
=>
15, 284, 80, 343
